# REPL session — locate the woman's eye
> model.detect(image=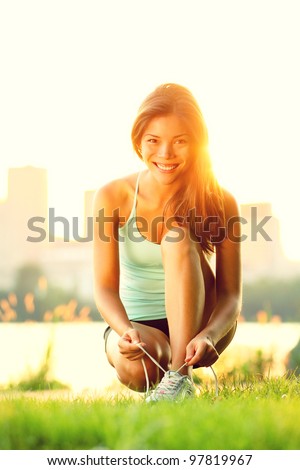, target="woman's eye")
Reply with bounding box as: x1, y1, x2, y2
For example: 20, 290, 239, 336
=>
147, 139, 158, 144
175, 139, 186, 144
